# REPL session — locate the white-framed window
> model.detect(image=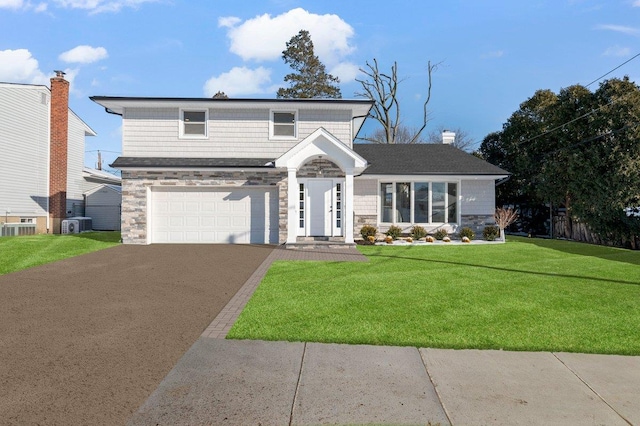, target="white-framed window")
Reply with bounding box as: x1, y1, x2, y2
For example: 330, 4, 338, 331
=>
20, 217, 34, 223
380, 181, 458, 224
180, 109, 208, 138
270, 110, 297, 139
